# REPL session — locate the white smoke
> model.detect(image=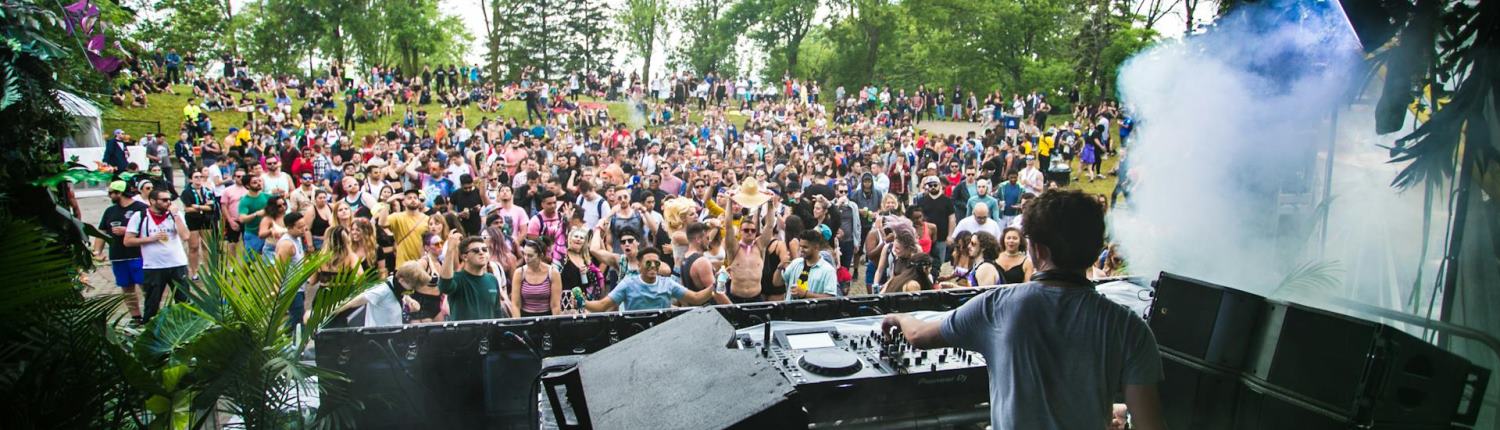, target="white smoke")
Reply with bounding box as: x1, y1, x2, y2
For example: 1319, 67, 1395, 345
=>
1110, 0, 1445, 311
